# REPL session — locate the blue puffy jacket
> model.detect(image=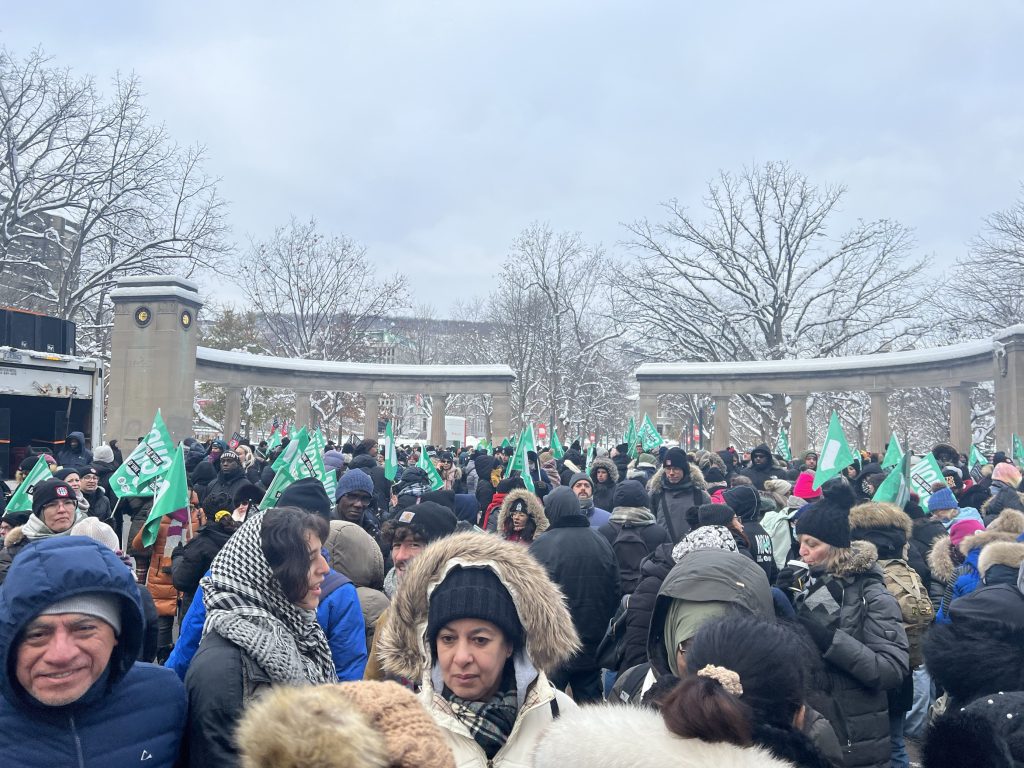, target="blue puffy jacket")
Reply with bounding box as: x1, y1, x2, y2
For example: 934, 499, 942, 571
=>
166, 567, 367, 681
56, 430, 93, 468
0, 536, 186, 768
